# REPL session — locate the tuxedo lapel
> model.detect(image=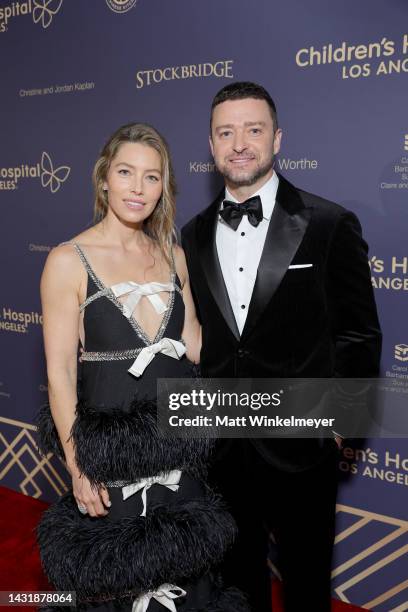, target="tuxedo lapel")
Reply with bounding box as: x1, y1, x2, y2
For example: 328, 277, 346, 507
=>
241, 175, 312, 342
196, 190, 240, 341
